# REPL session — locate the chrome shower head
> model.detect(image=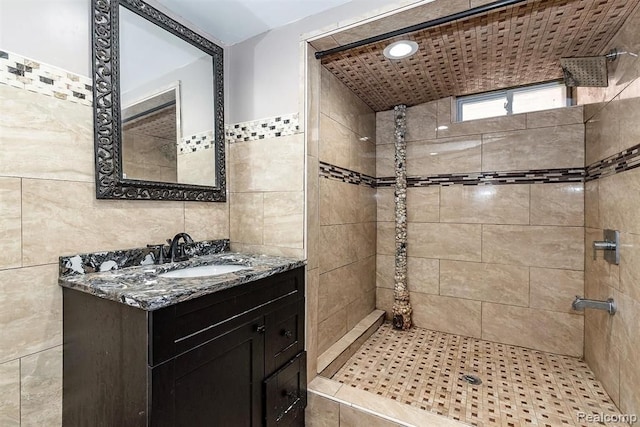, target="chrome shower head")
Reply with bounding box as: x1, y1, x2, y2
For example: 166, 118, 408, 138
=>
560, 48, 639, 87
